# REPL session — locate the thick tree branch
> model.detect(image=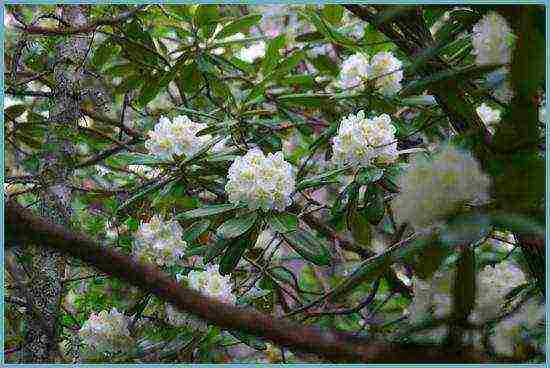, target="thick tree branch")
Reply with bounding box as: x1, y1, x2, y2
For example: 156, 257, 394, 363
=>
5, 198, 516, 363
